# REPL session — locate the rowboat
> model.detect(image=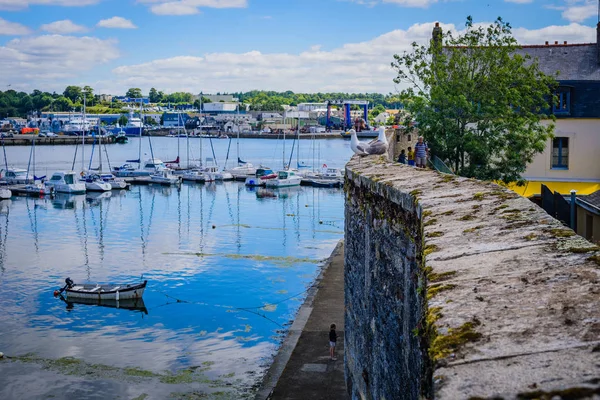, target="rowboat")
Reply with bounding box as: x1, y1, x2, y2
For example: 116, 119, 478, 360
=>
57, 277, 147, 301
